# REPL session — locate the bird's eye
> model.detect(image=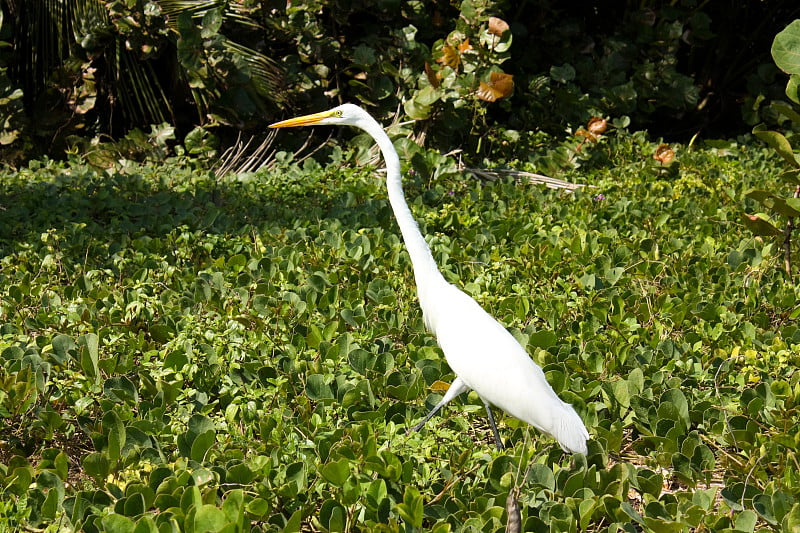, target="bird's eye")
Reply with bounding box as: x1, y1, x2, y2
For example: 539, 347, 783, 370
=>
334, 111, 343, 117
